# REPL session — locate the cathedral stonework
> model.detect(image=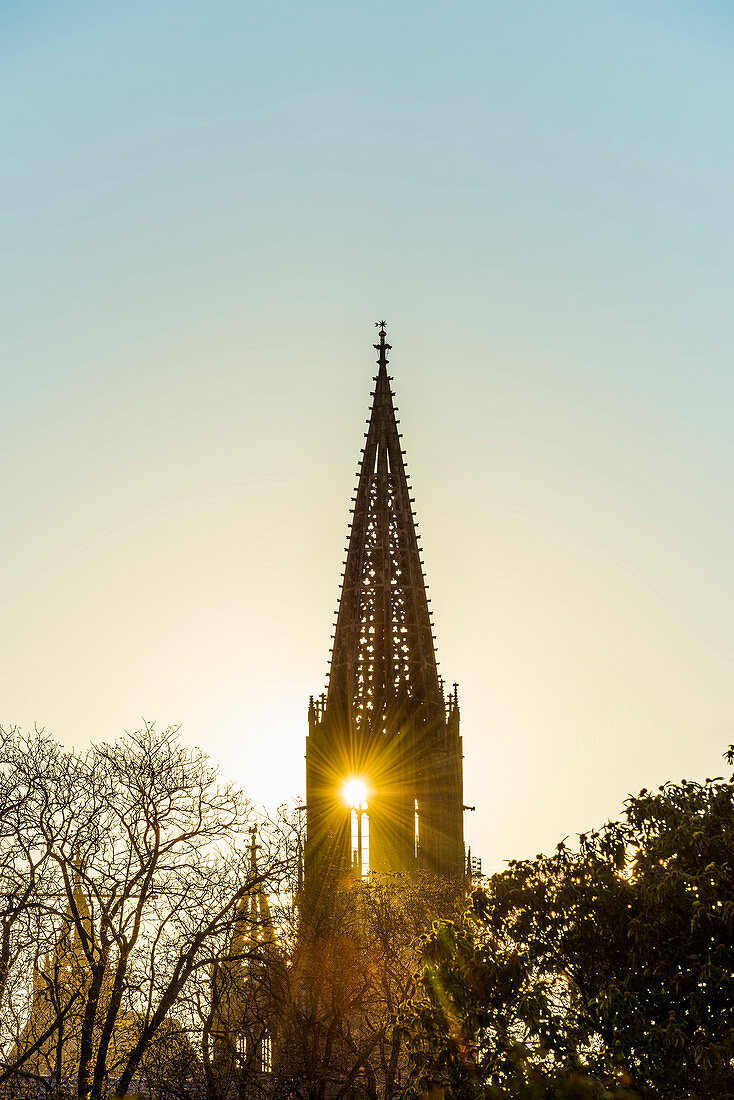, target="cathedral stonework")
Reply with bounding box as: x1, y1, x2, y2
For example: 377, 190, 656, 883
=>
305, 323, 465, 898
